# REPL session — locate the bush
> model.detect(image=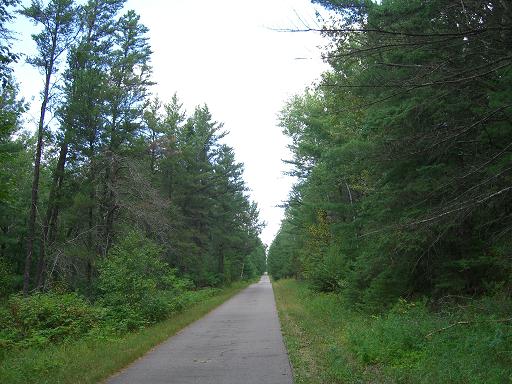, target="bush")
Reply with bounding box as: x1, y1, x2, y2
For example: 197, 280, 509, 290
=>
1, 292, 101, 348
307, 244, 350, 293
0, 232, 222, 348
97, 231, 195, 331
